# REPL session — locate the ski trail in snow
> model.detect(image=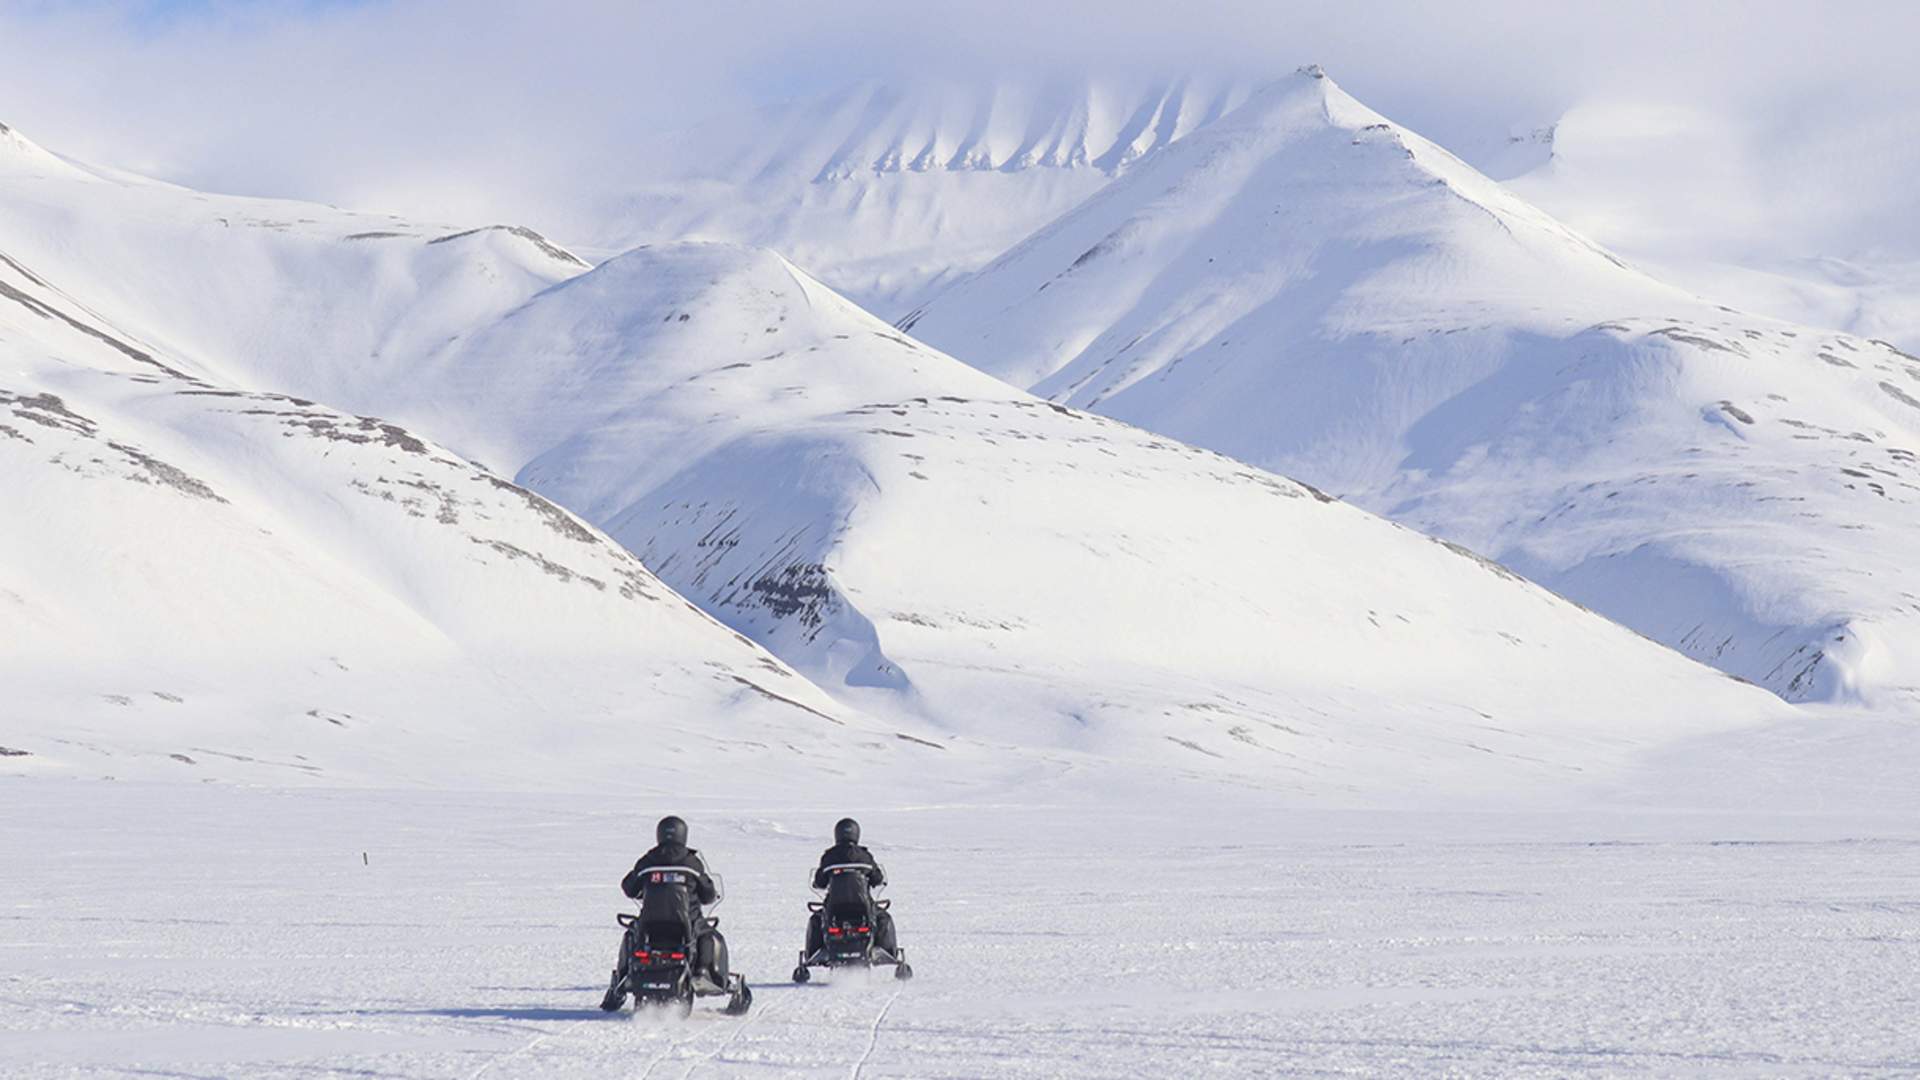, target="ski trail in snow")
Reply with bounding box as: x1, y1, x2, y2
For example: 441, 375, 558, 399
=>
849, 990, 901, 1080
466, 1014, 596, 1080
678, 988, 791, 1079
638, 1016, 729, 1080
